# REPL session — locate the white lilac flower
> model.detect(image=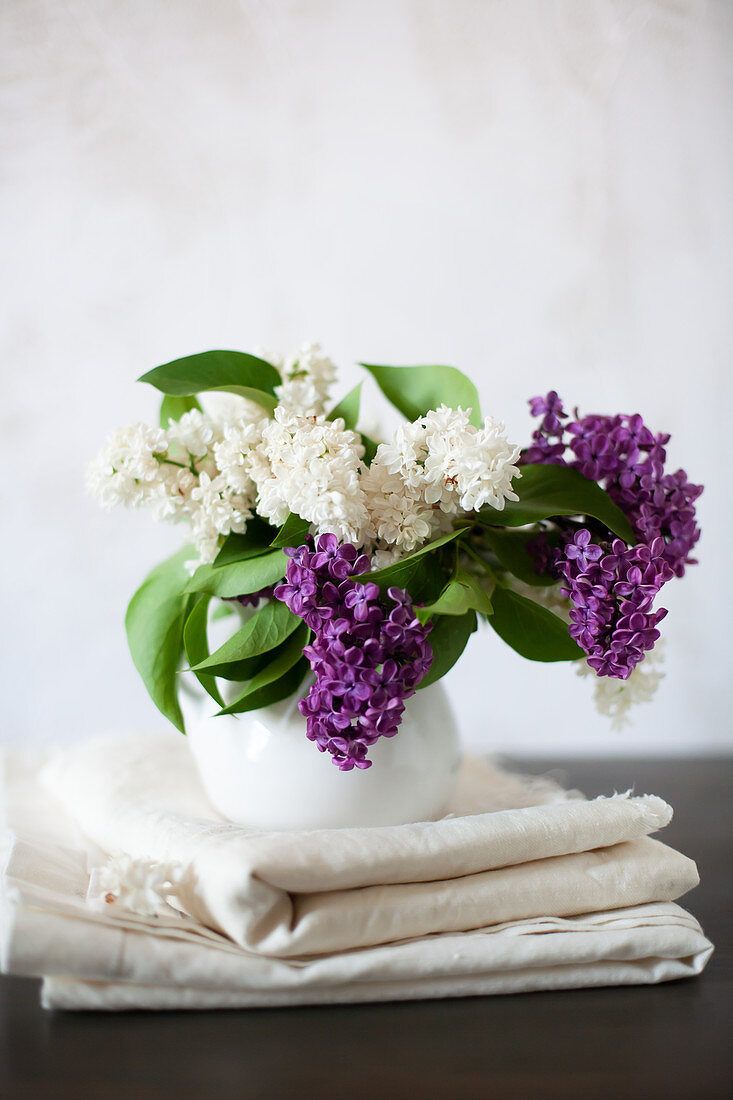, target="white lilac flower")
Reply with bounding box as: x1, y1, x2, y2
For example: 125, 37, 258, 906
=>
199, 391, 265, 426
88, 854, 184, 917
86, 454, 143, 510
86, 422, 169, 509
149, 464, 198, 522
246, 448, 291, 528
275, 376, 323, 416
421, 406, 521, 512
359, 460, 440, 554
248, 407, 369, 544
273, 341, 338, 415
375, 420, 428, 481
362, 406, 520, 557
188, 471, 252, 562
213, 417, 264, 495
88, 354, 521, 568
370, 547, 403, 570
166, 409, 220, 458
577, 641, 666, 729
88, 412, 257, 562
